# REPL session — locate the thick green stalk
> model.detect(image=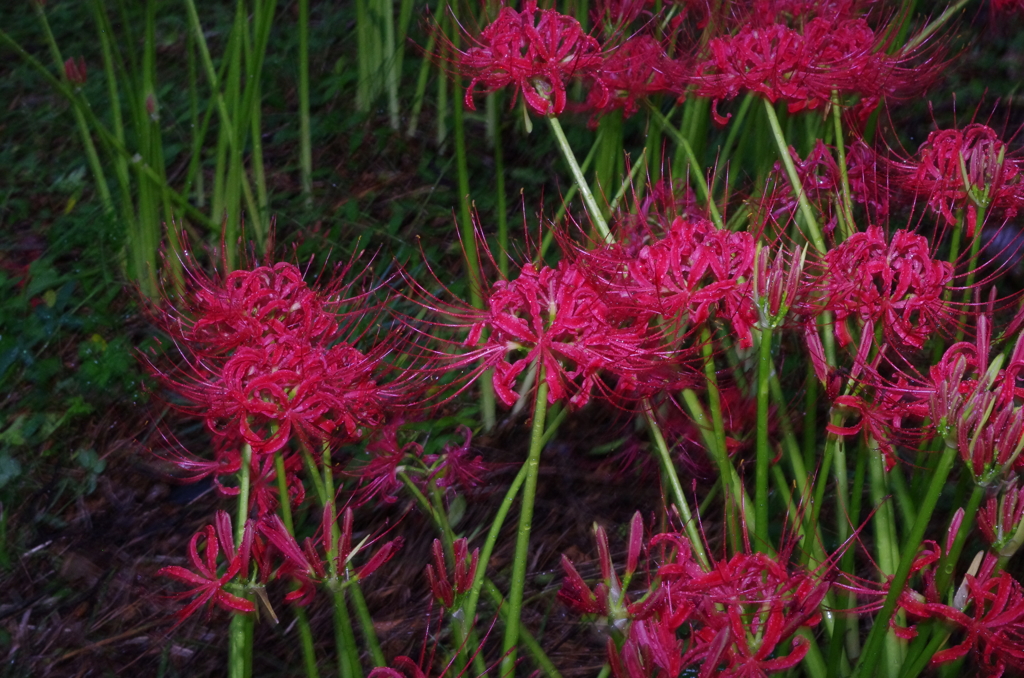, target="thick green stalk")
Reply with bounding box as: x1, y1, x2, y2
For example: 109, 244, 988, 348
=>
228, 443, 254, 678
538, 128, 604, 261
546, 115, 612, 242
274, 453, 320, 678
831, 93, 855, 241
754, 327, 773, 551
463, 463, 528, 645
489, 93, 510, 279
852, 442, 960, 678
499, 373, 550, 677
299, 0, 312, 205
349, 583, 385, 667
333, 587, 360, 678
763, 99, 826, 253
643, 405, 710, 570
